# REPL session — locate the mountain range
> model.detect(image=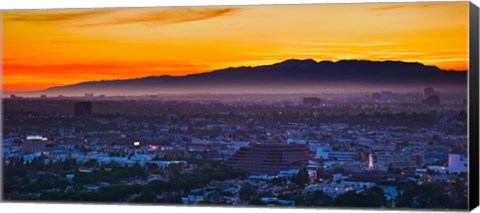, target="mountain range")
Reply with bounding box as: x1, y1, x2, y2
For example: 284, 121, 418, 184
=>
42, 59, 467, 95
